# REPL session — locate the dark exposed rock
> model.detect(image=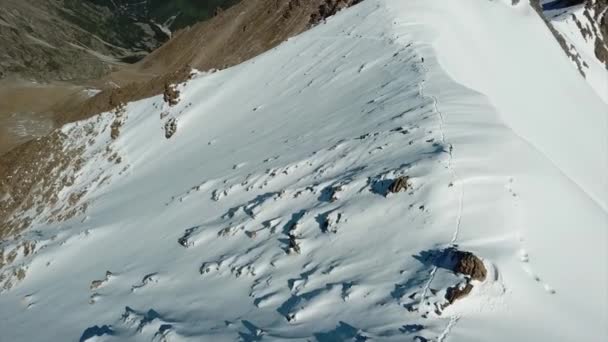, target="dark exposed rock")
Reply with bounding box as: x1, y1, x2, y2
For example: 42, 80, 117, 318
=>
110, 105, 125, 140
327, 185, 344, 202
441, 251, 484, 308
90, 270, 113, 290
164, 118, 177, 139
309, 0, 364, 26
445, 282, 474, 304
413, 248, 487, 313
388, 176, 410, 194
178, 227, 198, 248
110, 120, 122, 140
163, 84, 180, 106
317, 211, 343, 233
580, 0, 608, 68
453, 250, 487, 281
288, 232, 301, 254
594, 35, 608, 67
